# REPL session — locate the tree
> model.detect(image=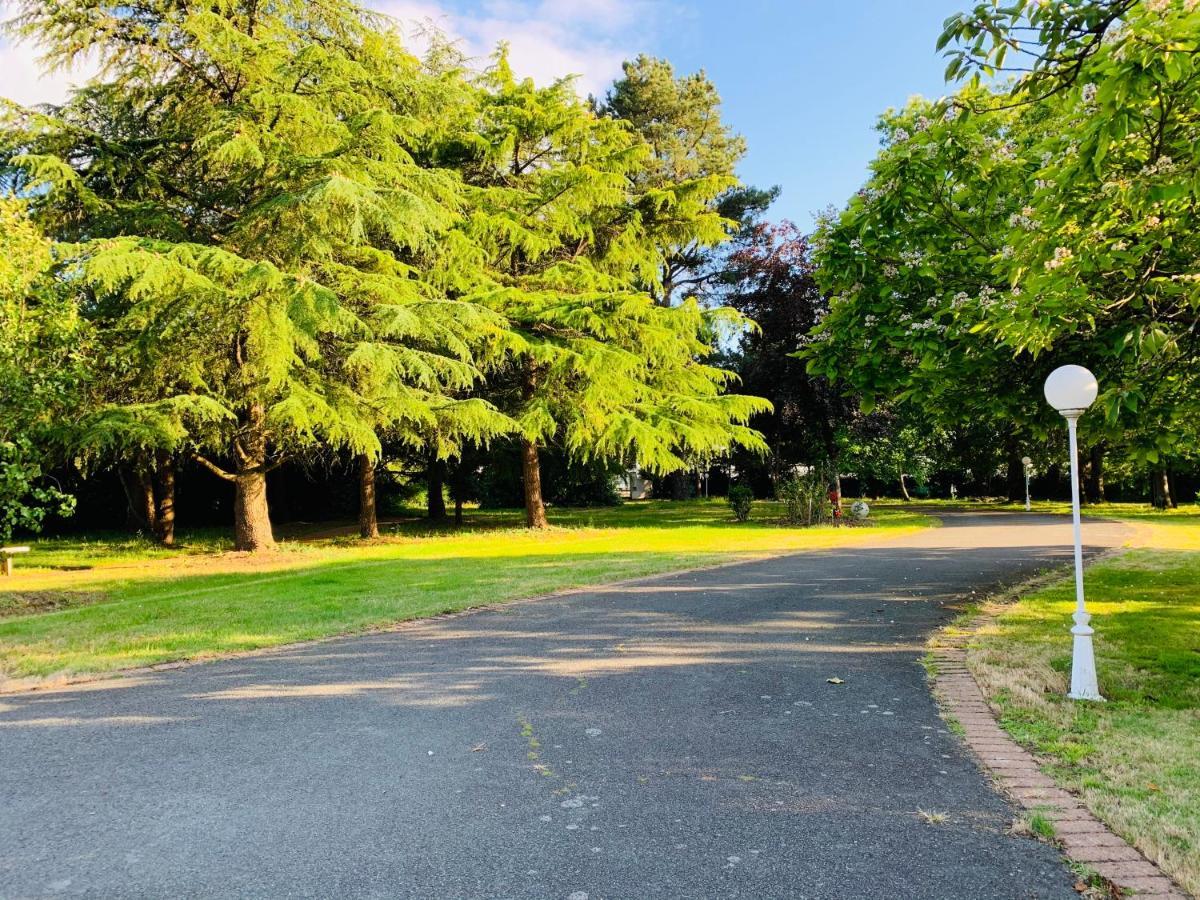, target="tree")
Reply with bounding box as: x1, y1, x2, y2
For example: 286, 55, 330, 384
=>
3, 0, 507, 550
456, 54, 769, 526
0, 199, 80, 540
718, 221, 853, 490
938, 0, 1200, 478
600, 55, 747, 307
